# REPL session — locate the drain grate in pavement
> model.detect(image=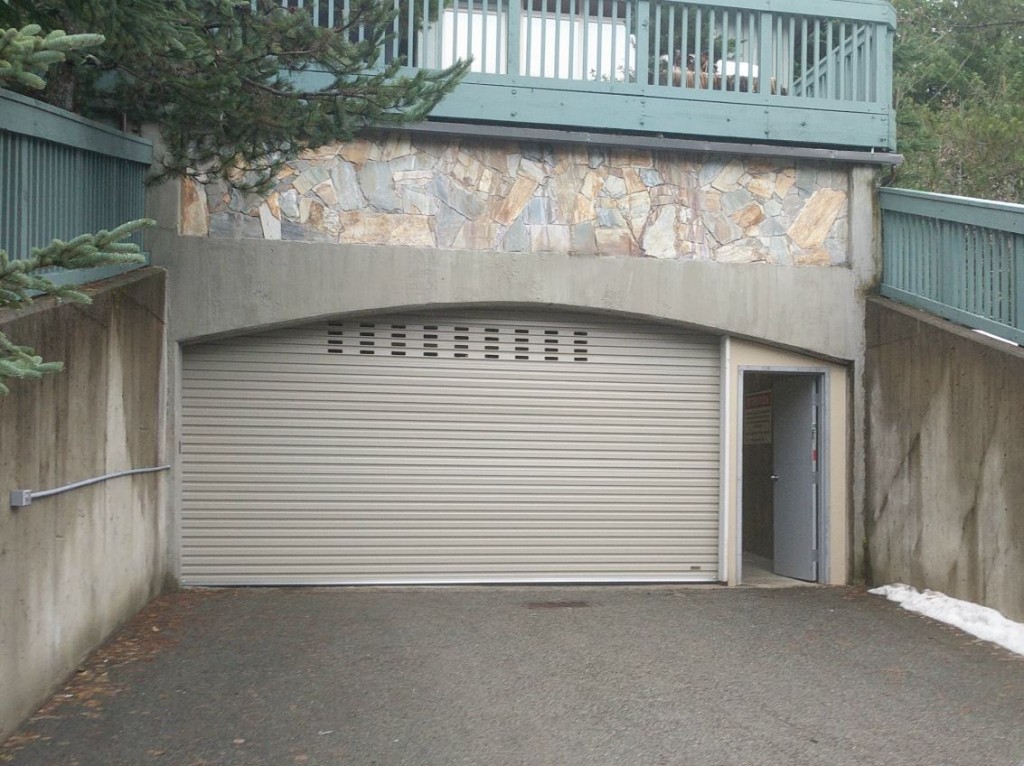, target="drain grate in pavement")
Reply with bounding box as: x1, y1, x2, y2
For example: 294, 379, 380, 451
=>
523, 600, 591, 609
